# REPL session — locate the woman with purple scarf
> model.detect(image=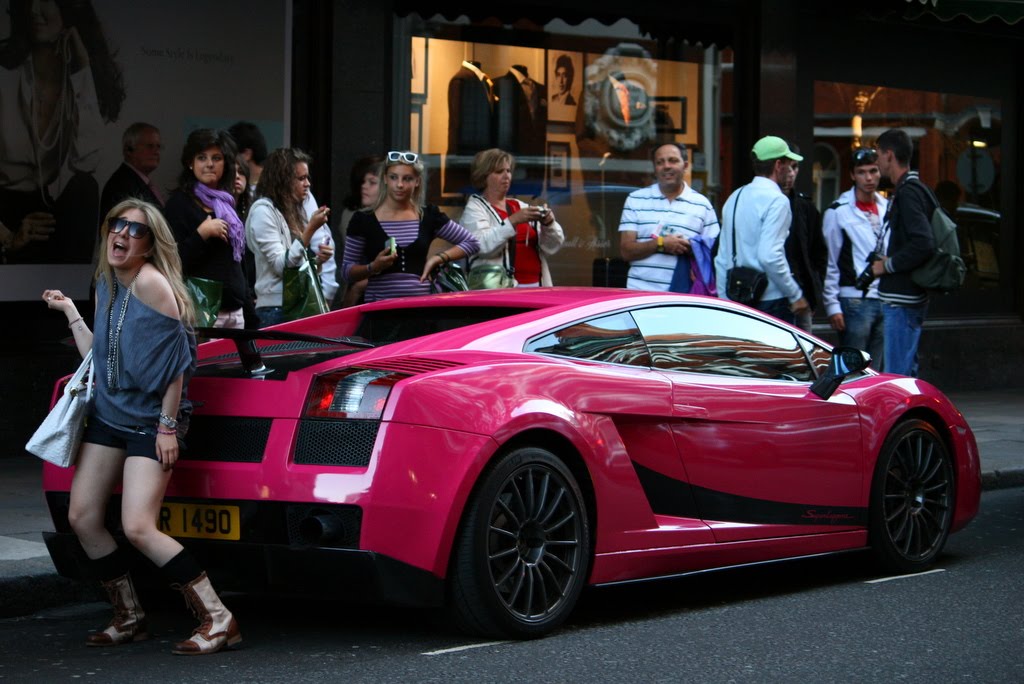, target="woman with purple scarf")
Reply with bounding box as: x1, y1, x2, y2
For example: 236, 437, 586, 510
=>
165, 129, 248, 328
